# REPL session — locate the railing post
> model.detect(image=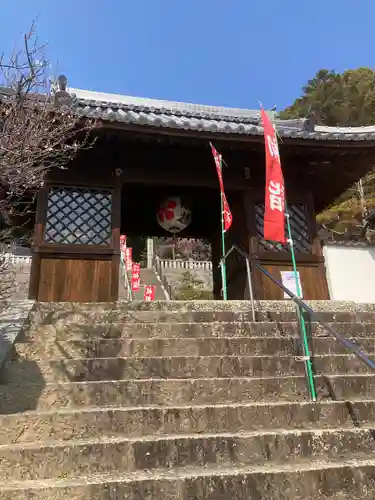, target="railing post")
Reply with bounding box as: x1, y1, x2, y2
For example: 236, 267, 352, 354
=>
245, 257, 256, 322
